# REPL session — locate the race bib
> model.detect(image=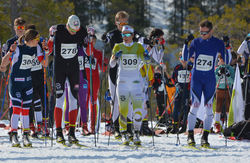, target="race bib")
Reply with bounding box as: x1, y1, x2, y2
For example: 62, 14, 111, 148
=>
84, 57, 97, 70
177, 70, 190, 83
31, 57, 42, 71
122, 54, 138, 70
60, 43, 78, 59
78, 56, 84, 70
196, 54, 213, 71
20, 55, 33, 70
